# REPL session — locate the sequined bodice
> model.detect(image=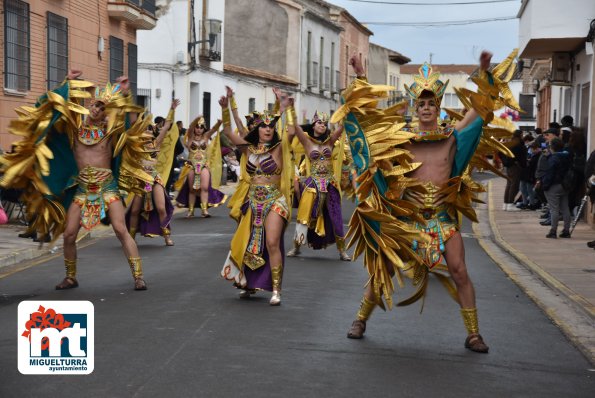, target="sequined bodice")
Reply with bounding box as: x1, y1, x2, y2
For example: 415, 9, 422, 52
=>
246, 153, 281, 177
308, 145, 333, 178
